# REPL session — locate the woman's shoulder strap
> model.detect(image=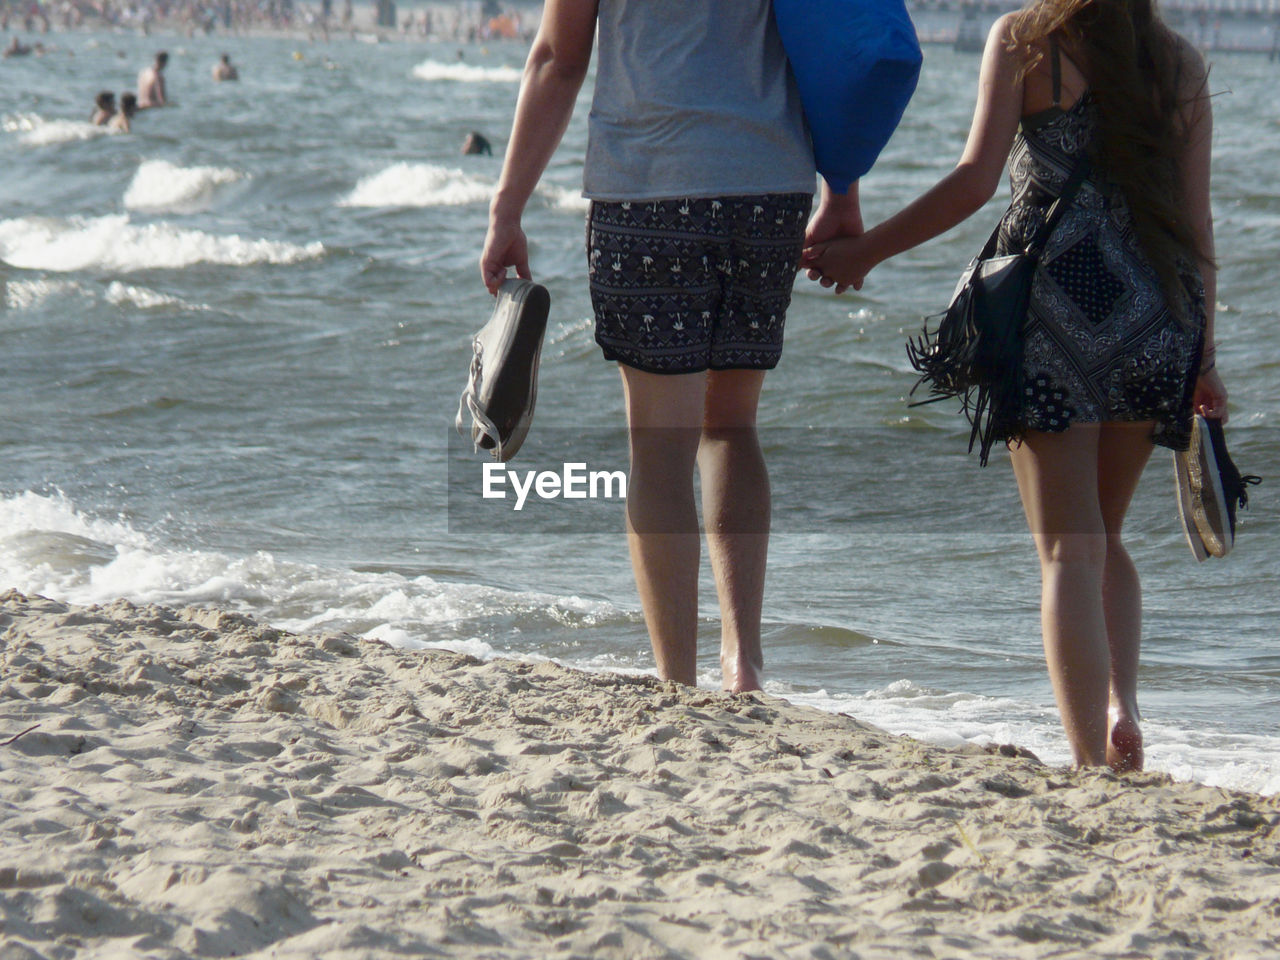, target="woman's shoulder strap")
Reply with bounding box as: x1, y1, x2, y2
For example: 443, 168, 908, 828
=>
1049, 33, 1062, 107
